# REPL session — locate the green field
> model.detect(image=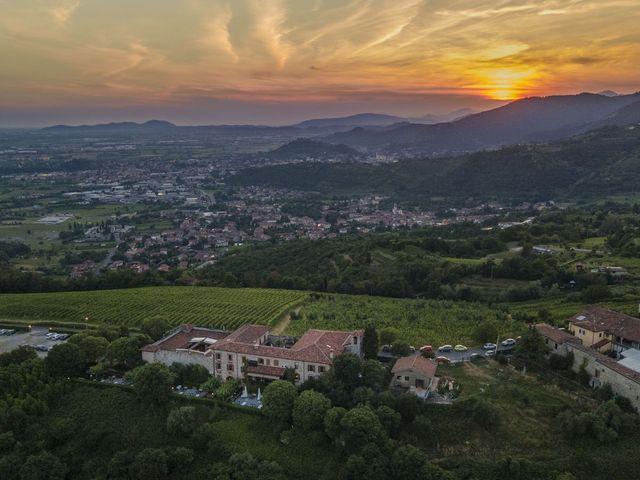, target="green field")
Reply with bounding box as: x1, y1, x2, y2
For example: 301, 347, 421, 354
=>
0, 287, 308, 330
286, 293, 524, 347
